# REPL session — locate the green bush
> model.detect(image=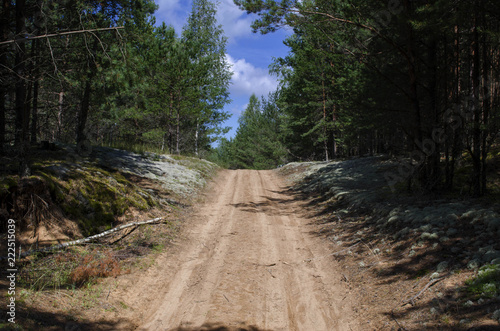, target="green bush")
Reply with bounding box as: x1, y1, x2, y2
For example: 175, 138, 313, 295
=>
466, 263, 500, 299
